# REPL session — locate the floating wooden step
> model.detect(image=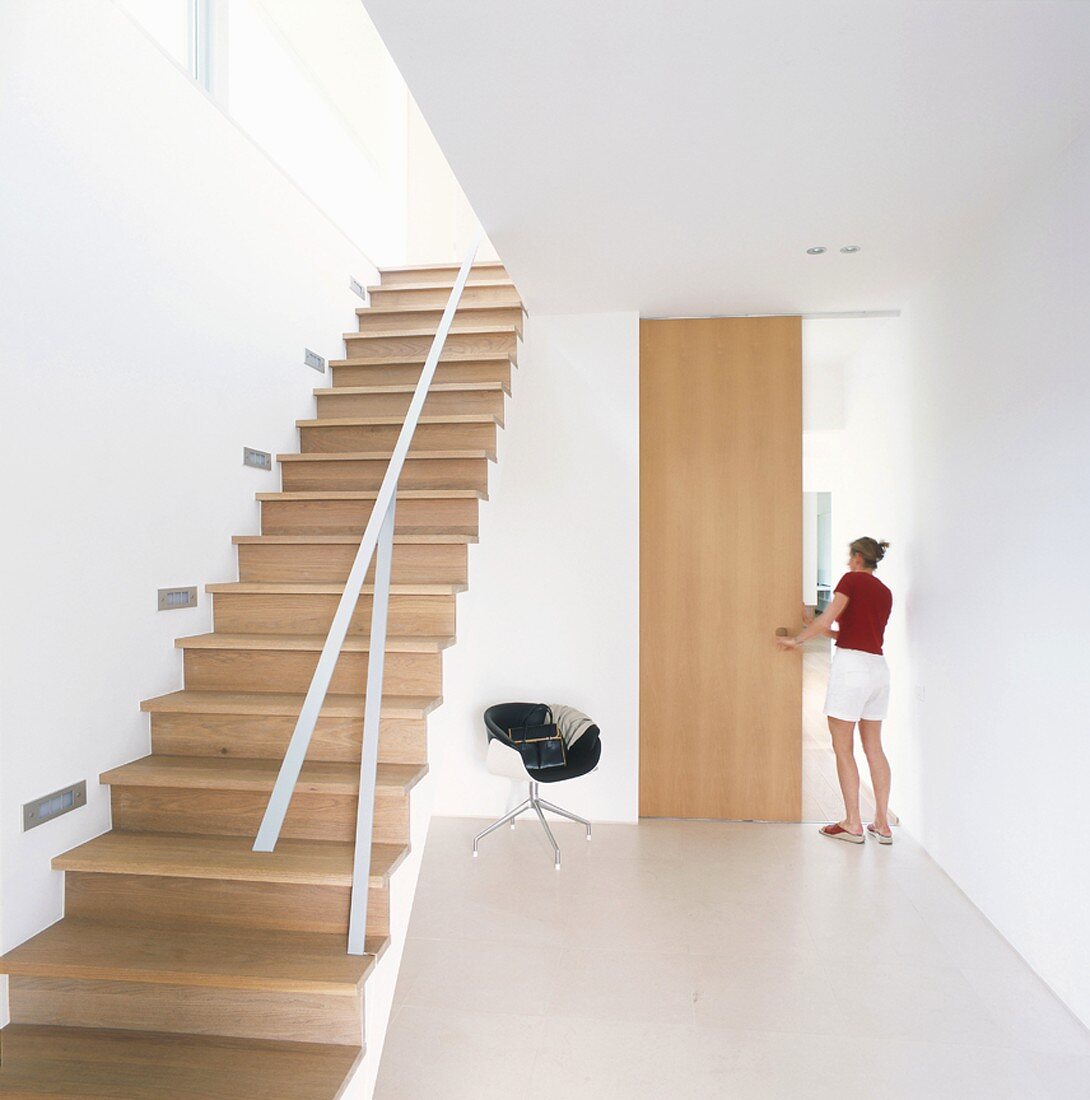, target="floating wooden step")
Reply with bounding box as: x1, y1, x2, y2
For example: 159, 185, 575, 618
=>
377, 260, 509, 287
232, 531, 470, 585
315, 381, 507, 420
206, 581, 458, 638
178, 632, 446, 695
0, 918, 376, 994
175, 632, 453, 653
344, 323, 517, 340
101, 757, 425, 845
296, 414, 500, 456
141, 690, 436, 766
7, 976, 362, 1047
232, 533, 476, 545
101, 756, 425, 796
208, 579, 463, 595
62, 870, 386, 941
356, 300, 522, 317
51, 833, 404, 950
0, 1025, 363, 1100
368, 280, 521, 310
328, 353, 513, 391
258, 487, 482, 536
356, 303, 524, 337
140, 689, 441, 719
53, 830, 406, 888
60, 829, 402, 942
259, 488, 486, 499
277, 450, 491, 493
342, 326, 518, 363
2, 917, 374, 1045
